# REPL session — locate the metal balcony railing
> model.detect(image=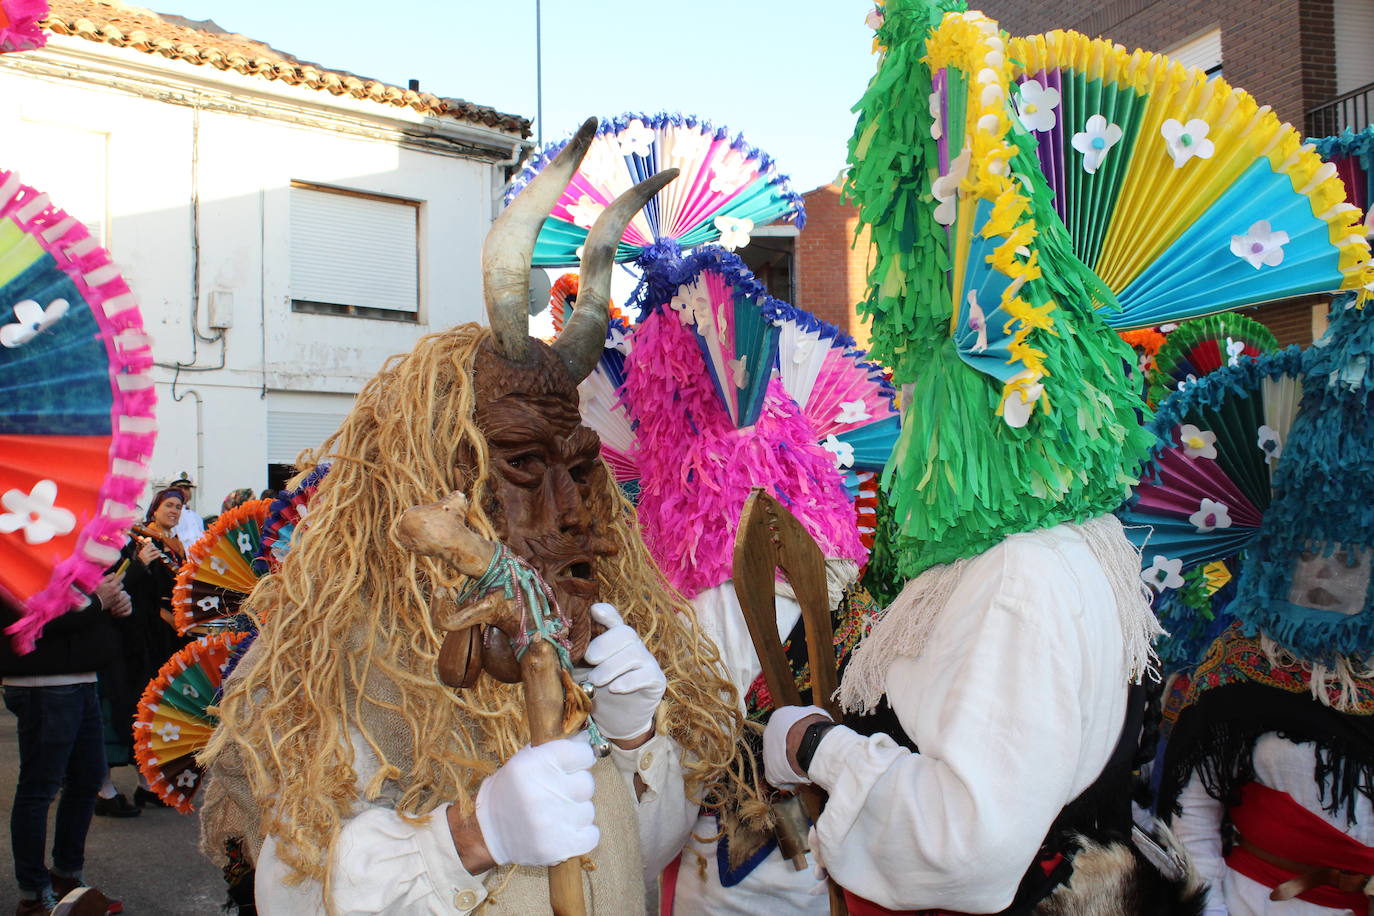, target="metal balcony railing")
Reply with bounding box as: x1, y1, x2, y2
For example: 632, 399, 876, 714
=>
1307, 81, 1374, 138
